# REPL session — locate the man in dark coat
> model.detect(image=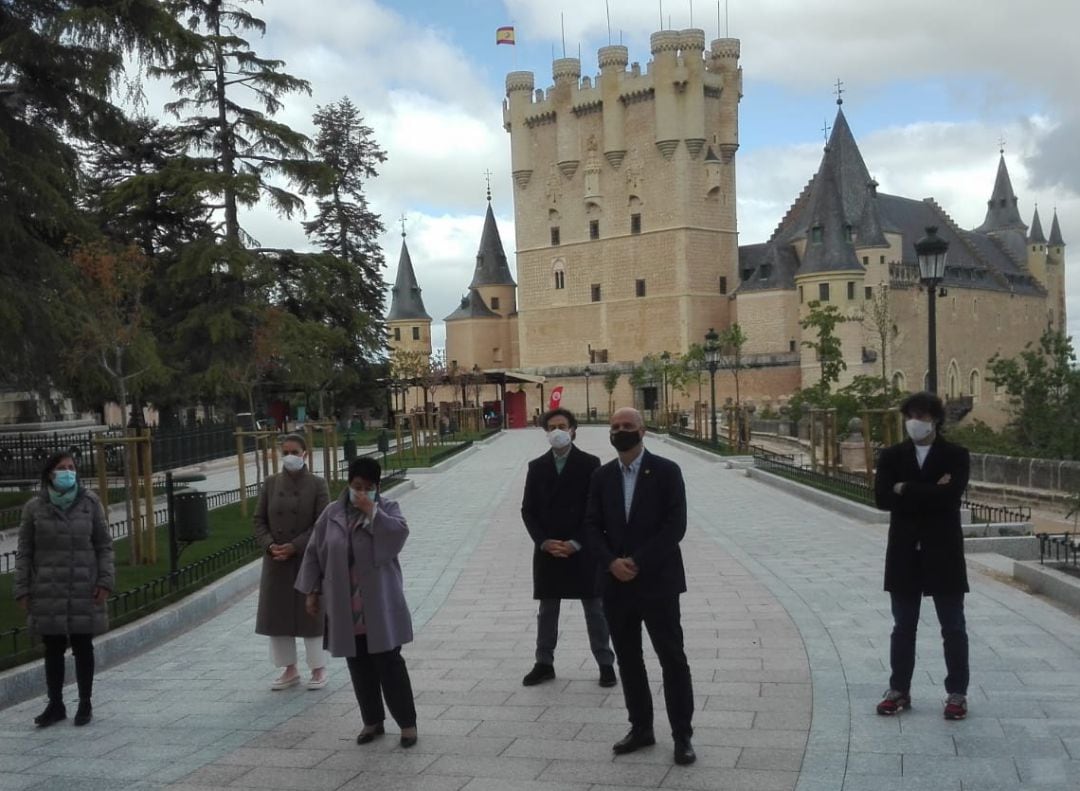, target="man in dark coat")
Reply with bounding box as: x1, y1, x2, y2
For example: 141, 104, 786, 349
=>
874, 391, 971, 721
583, 407, 696, 766
520, 407, 615, 688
